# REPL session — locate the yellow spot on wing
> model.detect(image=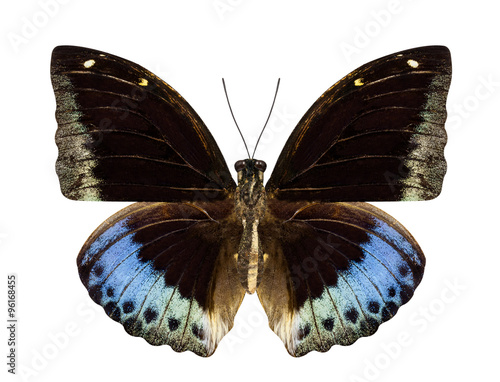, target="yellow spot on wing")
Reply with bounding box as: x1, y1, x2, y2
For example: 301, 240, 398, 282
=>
138, 78, 149, 86
83, 59, 95, 68
407, 59, 419, 68
354, 78, 364, 86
